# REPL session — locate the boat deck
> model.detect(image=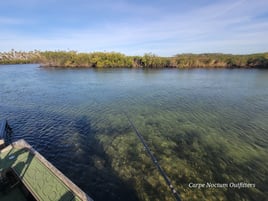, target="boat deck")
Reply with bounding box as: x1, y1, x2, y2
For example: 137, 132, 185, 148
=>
0, 140, 92, 201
